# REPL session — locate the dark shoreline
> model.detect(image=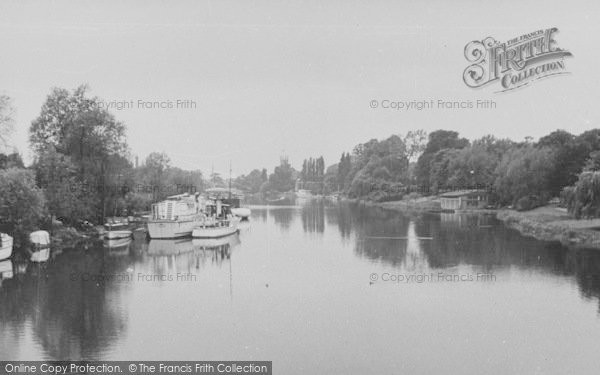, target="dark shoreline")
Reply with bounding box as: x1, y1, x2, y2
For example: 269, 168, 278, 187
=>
349, 197, 600, 249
